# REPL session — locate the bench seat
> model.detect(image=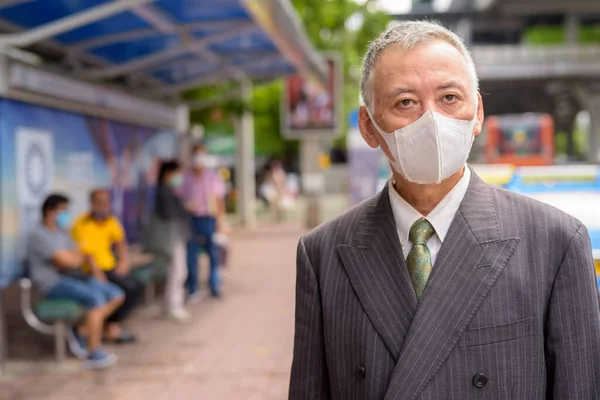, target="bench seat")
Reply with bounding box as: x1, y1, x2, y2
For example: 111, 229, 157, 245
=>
35, 299, 83, 322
